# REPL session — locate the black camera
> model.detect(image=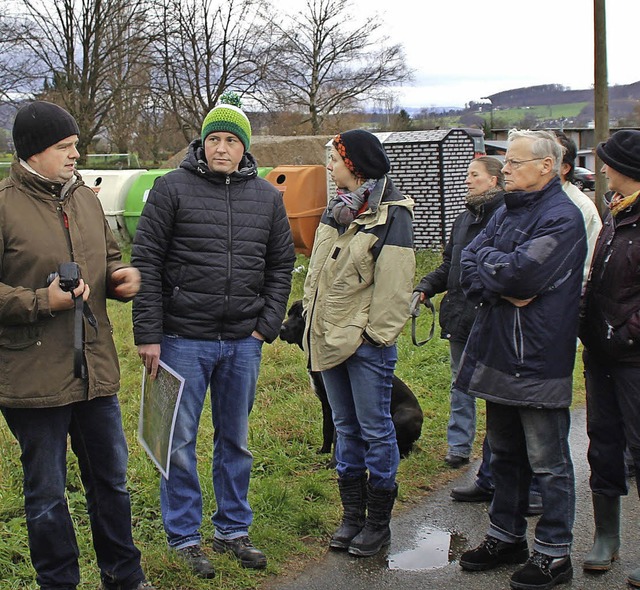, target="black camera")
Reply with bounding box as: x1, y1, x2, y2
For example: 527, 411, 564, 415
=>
47, 262, 81, 292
